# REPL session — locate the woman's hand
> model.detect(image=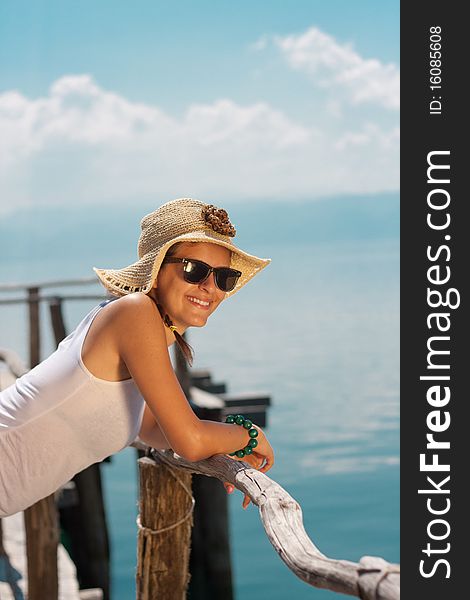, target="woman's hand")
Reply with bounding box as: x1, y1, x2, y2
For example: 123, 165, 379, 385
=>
223, 425, 274, 509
